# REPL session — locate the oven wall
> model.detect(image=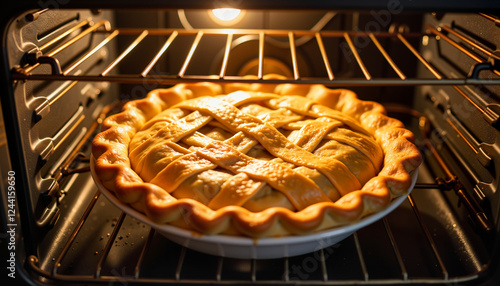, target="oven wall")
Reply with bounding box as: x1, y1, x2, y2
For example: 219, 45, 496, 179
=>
416, 13, 500, 231
0, 10, 118, 283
